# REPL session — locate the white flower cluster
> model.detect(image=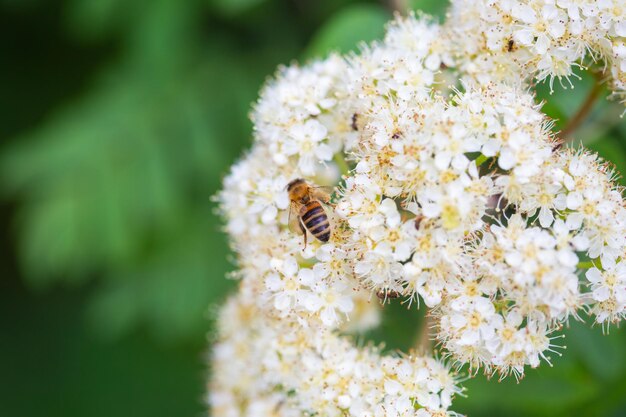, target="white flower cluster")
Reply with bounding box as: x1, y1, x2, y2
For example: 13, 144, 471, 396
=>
211, 5, 626, 416
211, 290, 460, 417
446, 0, 626, 100
435, 147, 626, 375
252, 56, 348, 175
